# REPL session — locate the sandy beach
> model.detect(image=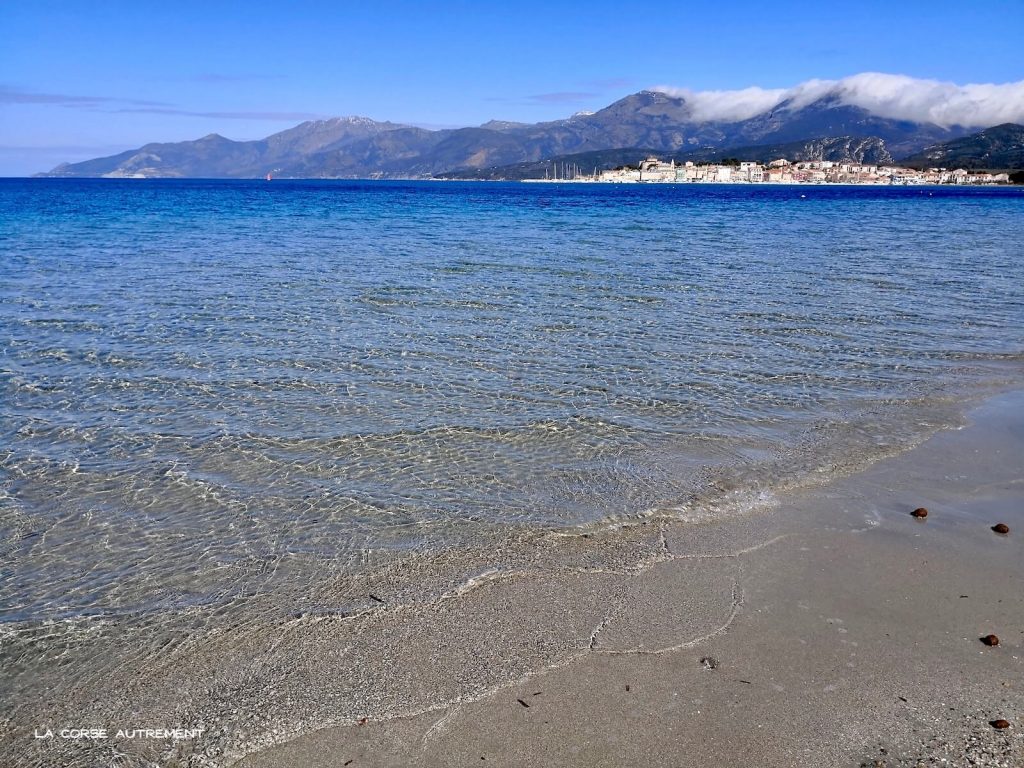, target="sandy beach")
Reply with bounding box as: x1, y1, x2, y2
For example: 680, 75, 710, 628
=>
237, 389, 1024, 768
